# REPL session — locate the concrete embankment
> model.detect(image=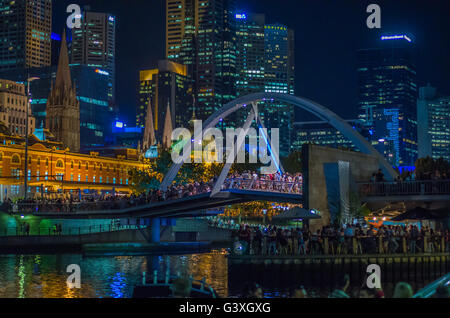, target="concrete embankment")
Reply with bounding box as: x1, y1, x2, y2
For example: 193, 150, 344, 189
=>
0, 219, 234, 254
228, 253, 450, 295
0, 229, 146, 253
